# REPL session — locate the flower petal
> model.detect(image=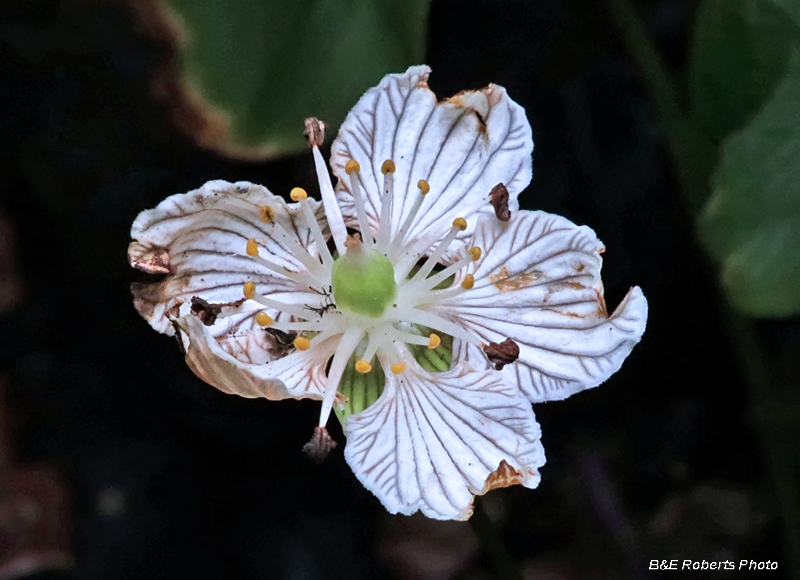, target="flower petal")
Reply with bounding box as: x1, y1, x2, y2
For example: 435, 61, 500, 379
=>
330, 66, 533, 266
344, 360, 545, 521
175, 314, 333, 400
129, 180, 328, 364
440, 211, 648, 402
